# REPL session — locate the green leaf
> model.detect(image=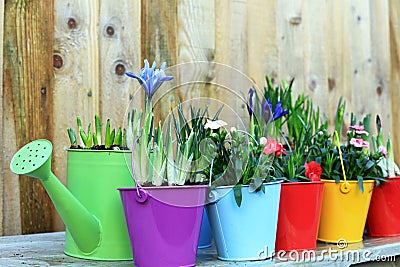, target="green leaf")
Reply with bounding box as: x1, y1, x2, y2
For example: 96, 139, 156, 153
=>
357, 175, 364, 193
334, 98, 346, 141
67, 128, 77, 146
78, 122, 92, 148
95, 114, 102, 145
213, 105, 224, 120
233, 184, 242, 207
356, 158, 363, 169
114, 127, 122, 146
365, 160, 374, 171
105, 119, 114, 148
93, 133, 98, 146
